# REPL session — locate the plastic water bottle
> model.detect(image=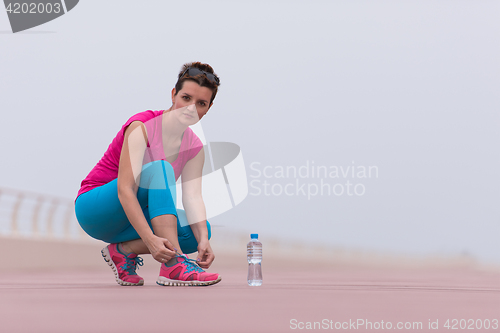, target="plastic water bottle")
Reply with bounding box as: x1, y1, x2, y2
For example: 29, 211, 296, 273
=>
247, 233, 262, 286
